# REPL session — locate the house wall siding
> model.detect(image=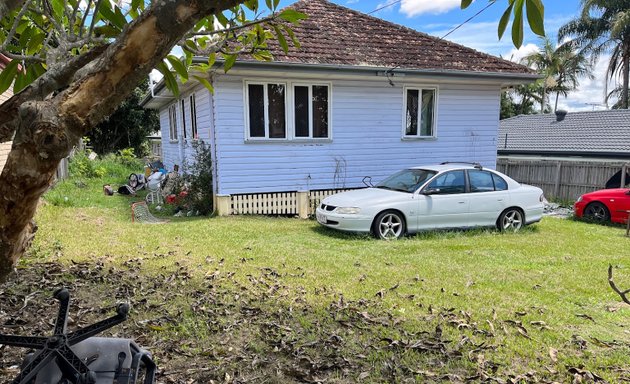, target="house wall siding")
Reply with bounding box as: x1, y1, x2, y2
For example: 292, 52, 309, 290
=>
210, 73, 501, 195
159, 84, 214, 171
0, 86, 14, 173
